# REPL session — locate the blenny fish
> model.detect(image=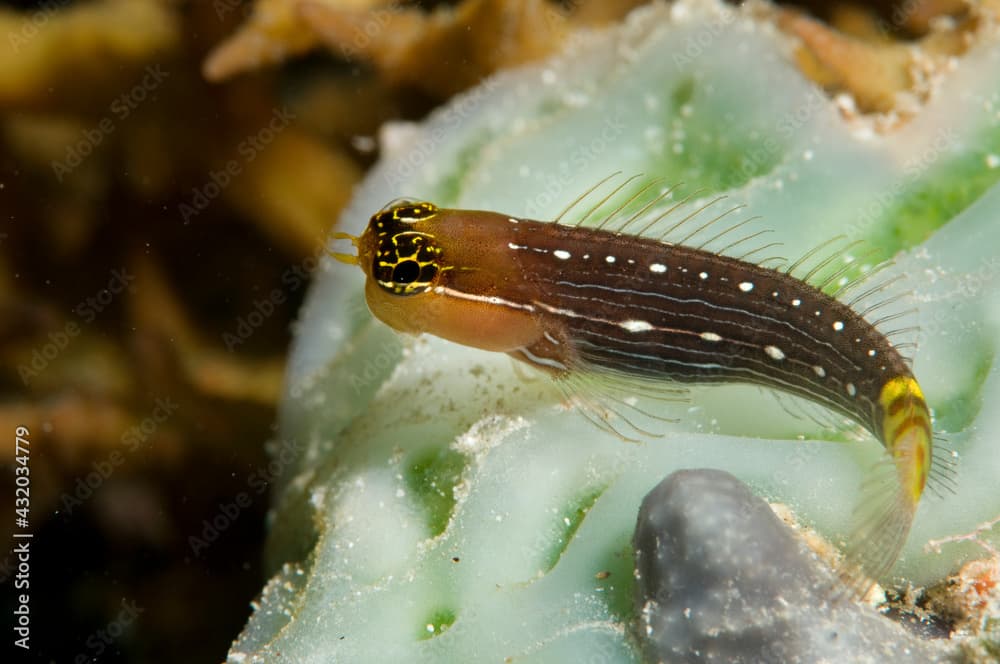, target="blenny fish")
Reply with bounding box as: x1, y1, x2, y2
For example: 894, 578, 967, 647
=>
332, 176, 952, 592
